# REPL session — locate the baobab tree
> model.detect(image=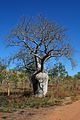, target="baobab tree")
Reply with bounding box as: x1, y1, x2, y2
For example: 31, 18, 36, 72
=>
7, 15, 73, 97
